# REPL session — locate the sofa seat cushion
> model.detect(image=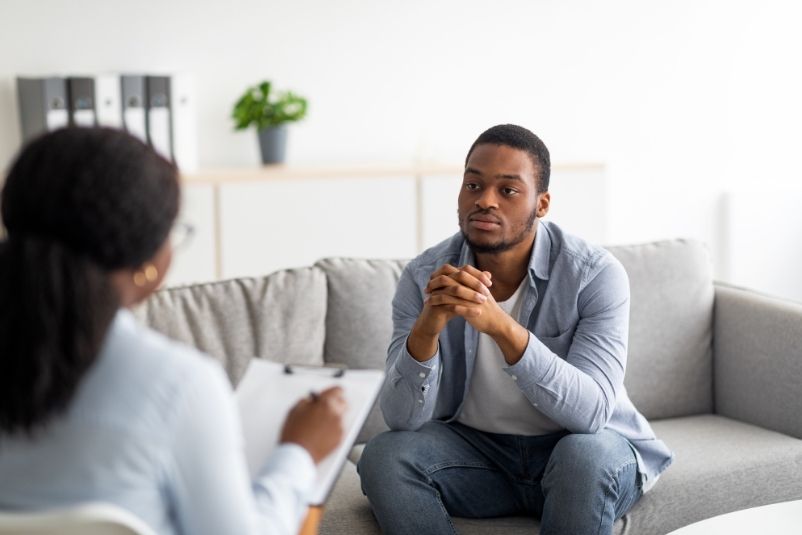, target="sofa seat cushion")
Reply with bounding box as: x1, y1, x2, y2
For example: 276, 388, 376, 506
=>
629, 414, 802, 534
321, 415, 802, 535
